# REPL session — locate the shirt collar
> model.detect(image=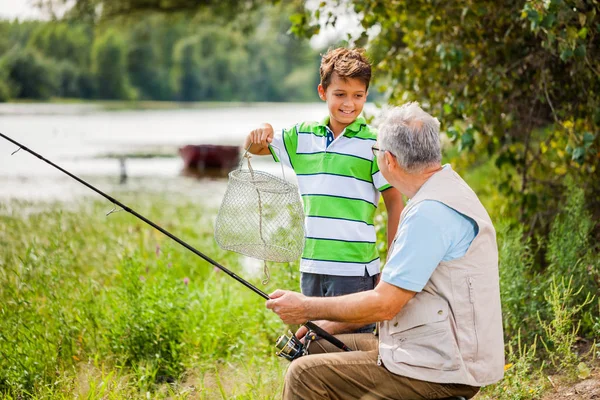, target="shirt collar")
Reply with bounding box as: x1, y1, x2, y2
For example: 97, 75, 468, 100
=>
320, 116, 367, 137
